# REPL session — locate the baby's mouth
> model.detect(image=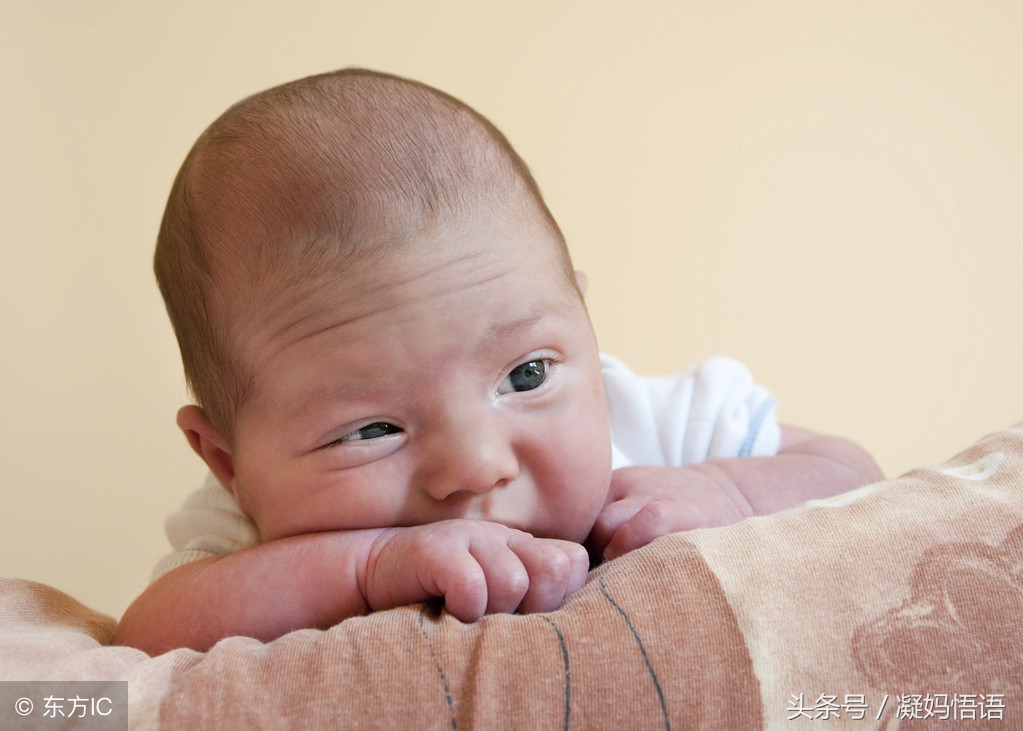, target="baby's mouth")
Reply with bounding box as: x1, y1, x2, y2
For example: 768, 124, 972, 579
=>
460, 494, 497, 522
433, 481, 538, 531
453, 490, 523, 527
